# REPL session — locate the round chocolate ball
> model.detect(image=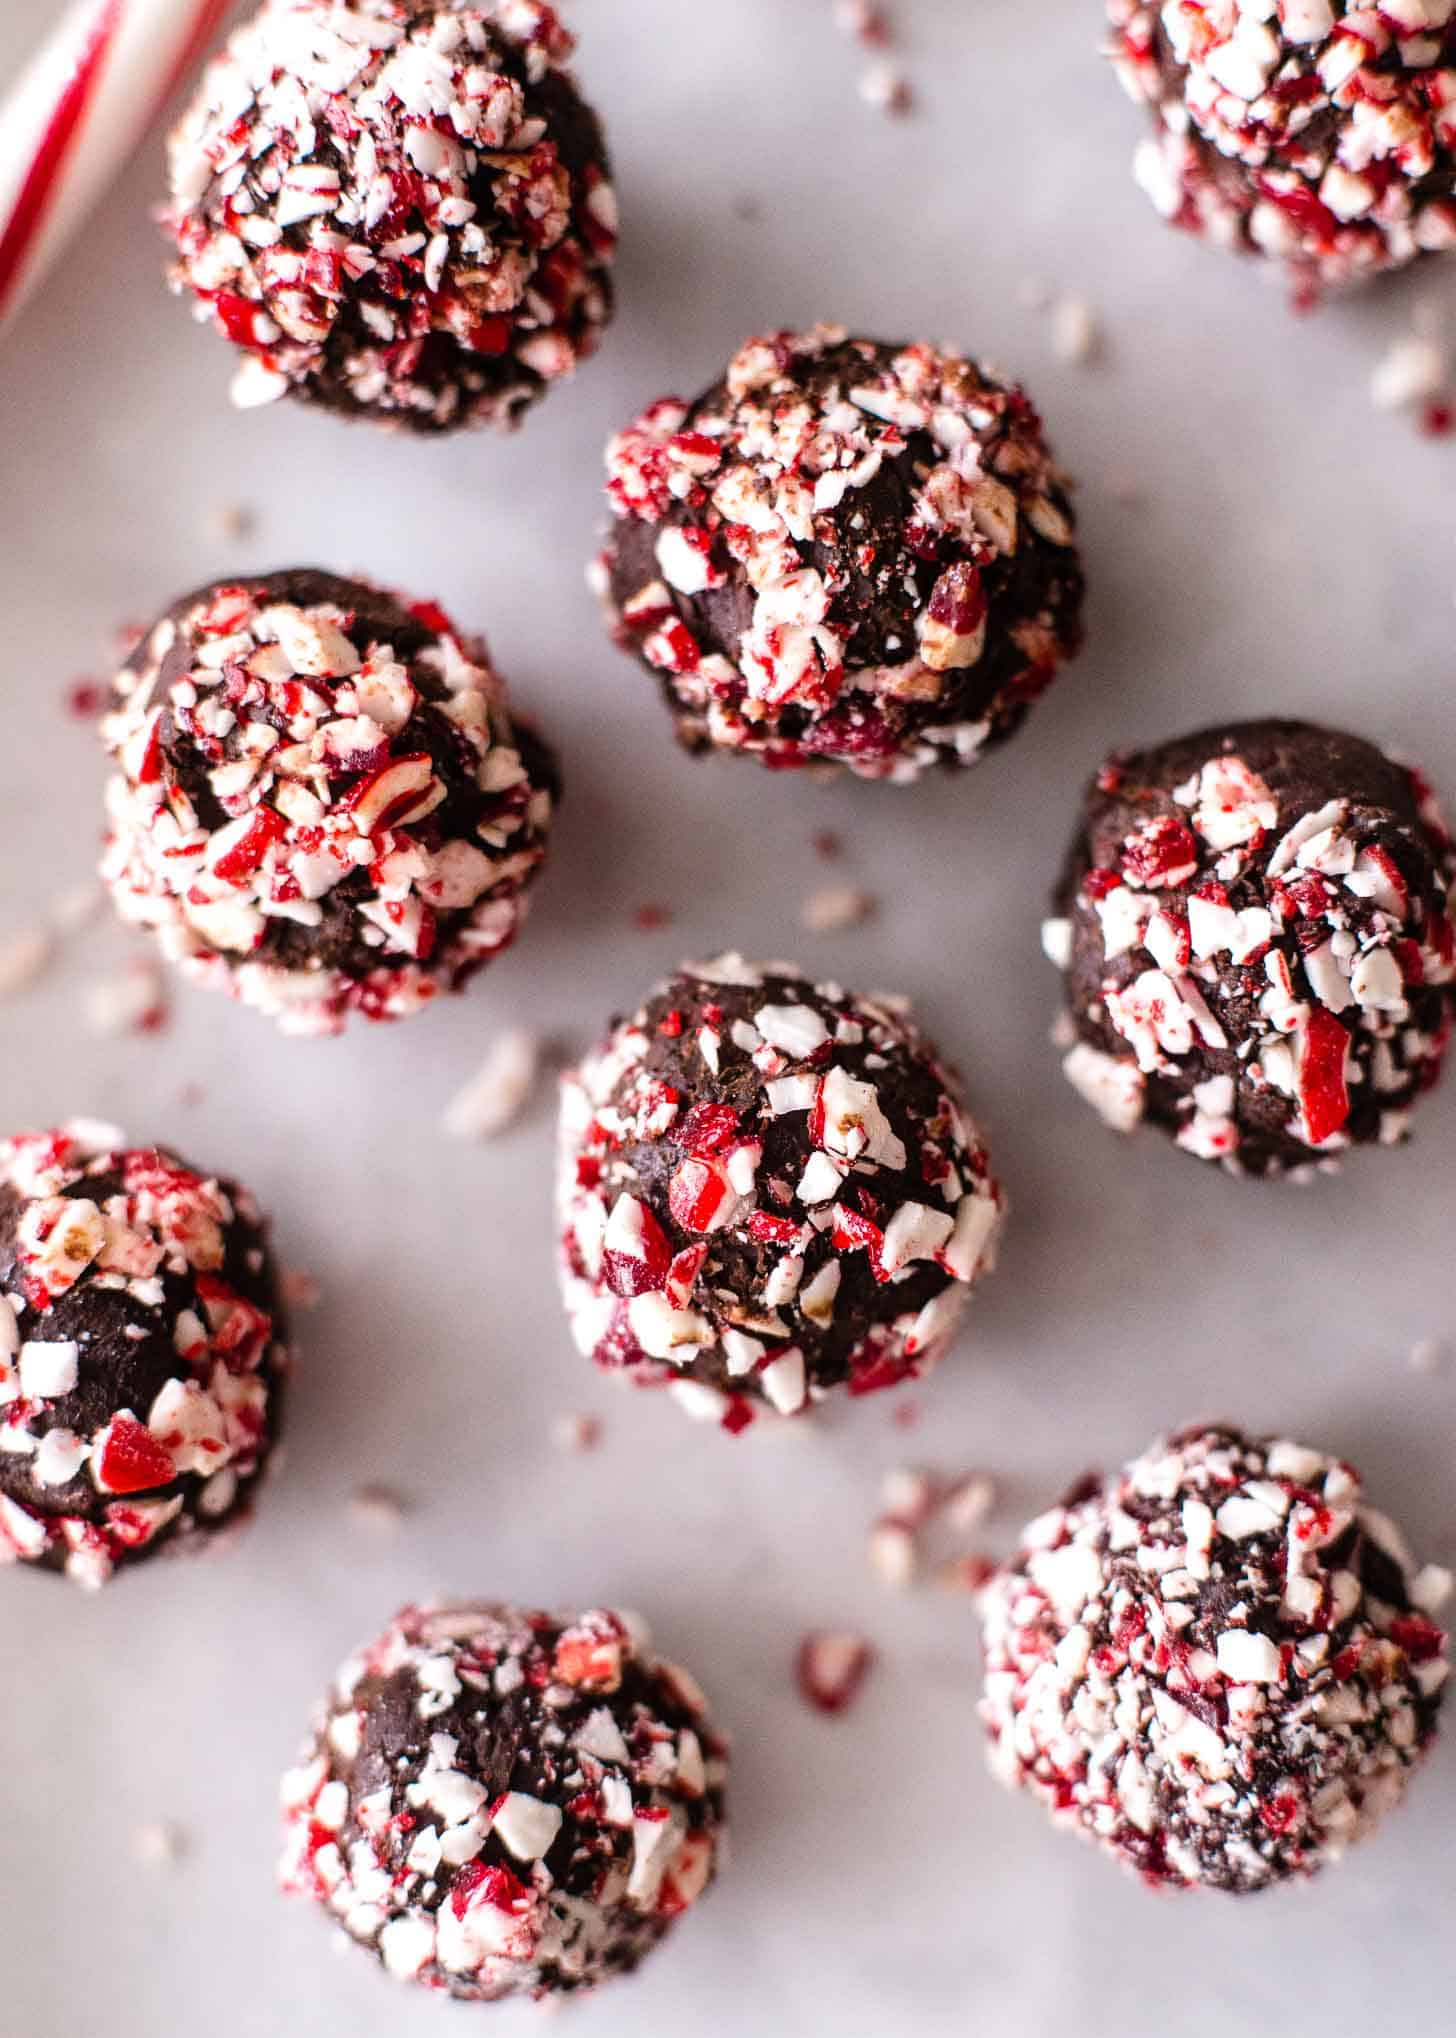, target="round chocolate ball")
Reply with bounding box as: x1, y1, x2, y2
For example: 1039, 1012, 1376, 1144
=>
164, 0, 616, 431
557, 955, 1004, 1428
280, 1601, 727, 2000
595, 325, 1084, 781
1044, 718, 1456, 1175
0, 1122, 290, 1588
981, 1423, 1450, 1892
1107, 2, 1456, 289
100, 569, 559, 1036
